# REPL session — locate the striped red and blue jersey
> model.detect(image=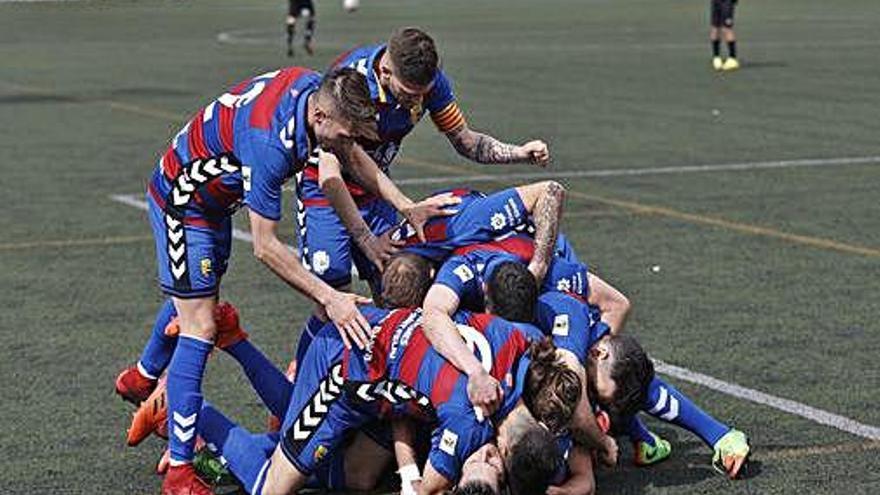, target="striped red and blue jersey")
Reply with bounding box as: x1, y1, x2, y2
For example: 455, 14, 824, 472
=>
343, 307, 542, 481
148, 67, 320, 224
296, 43, 460, 206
